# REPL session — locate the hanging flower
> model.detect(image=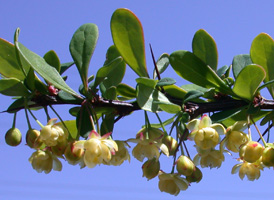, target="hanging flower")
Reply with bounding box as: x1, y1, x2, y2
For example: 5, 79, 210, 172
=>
158, 172, 189, 196
40, 118, 68, 147
29, 150, 62, 174
187, 115, 225, 150
194, 147, 225, 169
224, 121, 249, 153
106, 140, 130, 166
232, 160, 263, 181
77, 131, 118, 168
128, 127, 169, 162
